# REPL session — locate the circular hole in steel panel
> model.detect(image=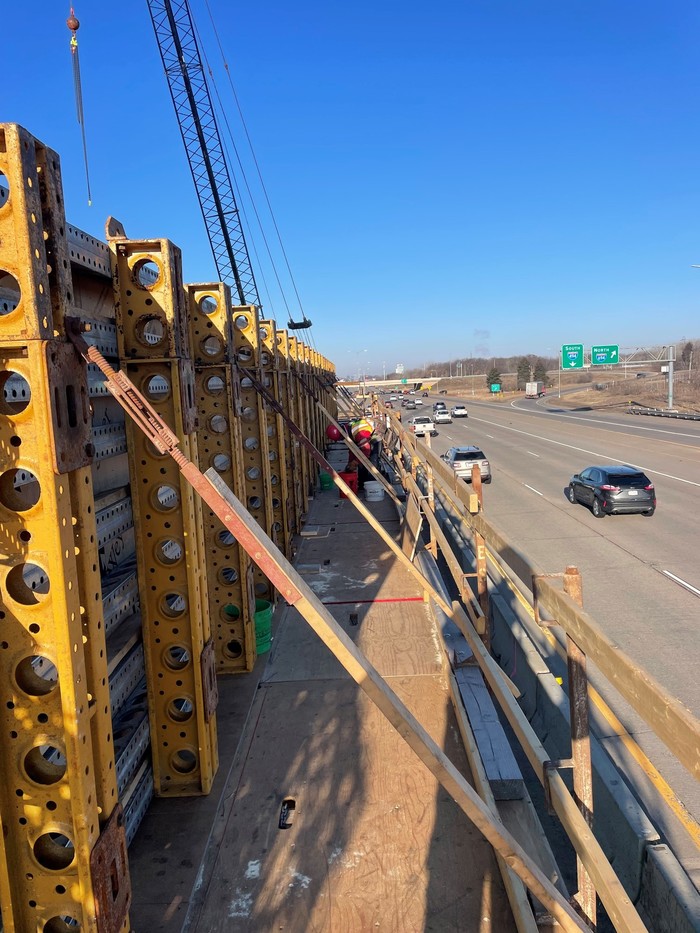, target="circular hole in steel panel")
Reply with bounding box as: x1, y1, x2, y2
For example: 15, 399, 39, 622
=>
204, 374, 225, 396
0, 370, 31, 414
133, 258, 161, 289
201, 335, 222, 357
167, 697, 194, 723
236, 348, 253, 364
234, 314, 249, 331
0, 270, 21, 316
0, 468, 41, 512
144, 374, 170, 401
155, 538, 183, 566
6, 563, 50, 605
43, 915, 80, 933
24, 745, 66, 785
211, 453, 230, 472
246, 467, 260, 481
198, 294, 219, 315
254, 582, 270, 597
135, 316, 166, 347
208, 414, 228, 434
224, 640, 243, 660
33, 832, 75, 871
222, 604, 240, 620
162, 645, 190, 671
160, 592, 186, 619
217, 529, 236, 547
15, 656, 57, 696
243, 436, 259, 451
170, 748, 197, 774
152, 484, 179, 512
218, 566, 238, 585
